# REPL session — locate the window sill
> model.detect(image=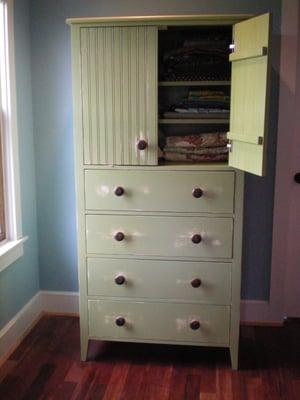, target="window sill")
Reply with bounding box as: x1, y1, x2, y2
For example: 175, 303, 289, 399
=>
0, 237, 28, 273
